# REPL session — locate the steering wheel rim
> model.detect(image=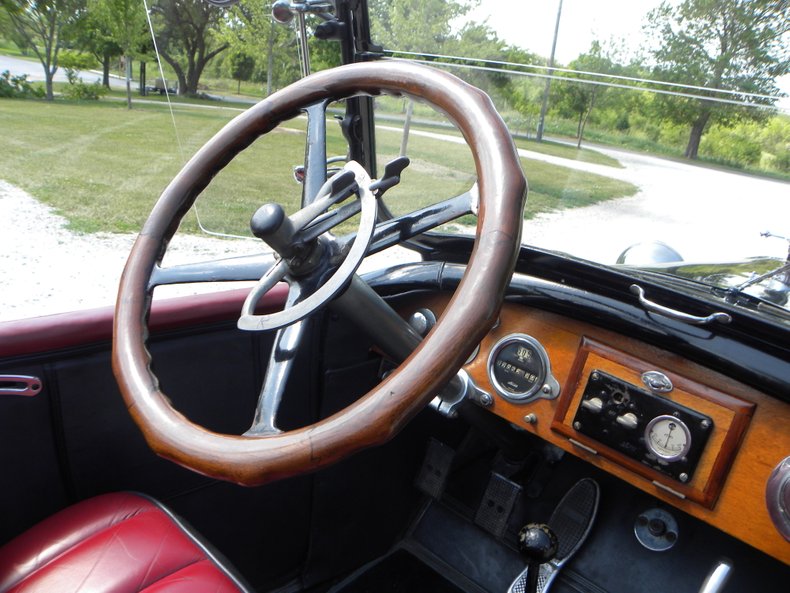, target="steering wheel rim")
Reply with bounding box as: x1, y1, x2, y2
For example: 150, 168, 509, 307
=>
113, 61, 527, 486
